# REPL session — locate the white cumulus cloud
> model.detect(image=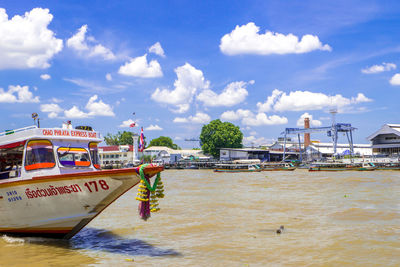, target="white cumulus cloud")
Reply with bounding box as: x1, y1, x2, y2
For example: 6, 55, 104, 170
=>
390, 73, 400, 85
152, 63, 209, 113
197, 81, 249, 107
145, 124, 163, 131
243, 136, 271, 147
119, 119, 136, 128
173, 112, 211, 124
0, 85, 39, 103
257, 89, 372, 113
40, 74, 51, 80
64, 106, 89, 119
40, 103, 63, 118
361, 62, 396, 74
118, 54, 162, 78
245, 113, 288, 126
41, 95, 114, 119
51, 97, 63, 103
296, 112, 322, 127
220, 22, 331, 56
85, 95, 115, 116
220, 109, 287, 126
67, 25, 115, 60
220, 109, 253, 121
0, 8, 63, 69
149, 42, 165, 57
